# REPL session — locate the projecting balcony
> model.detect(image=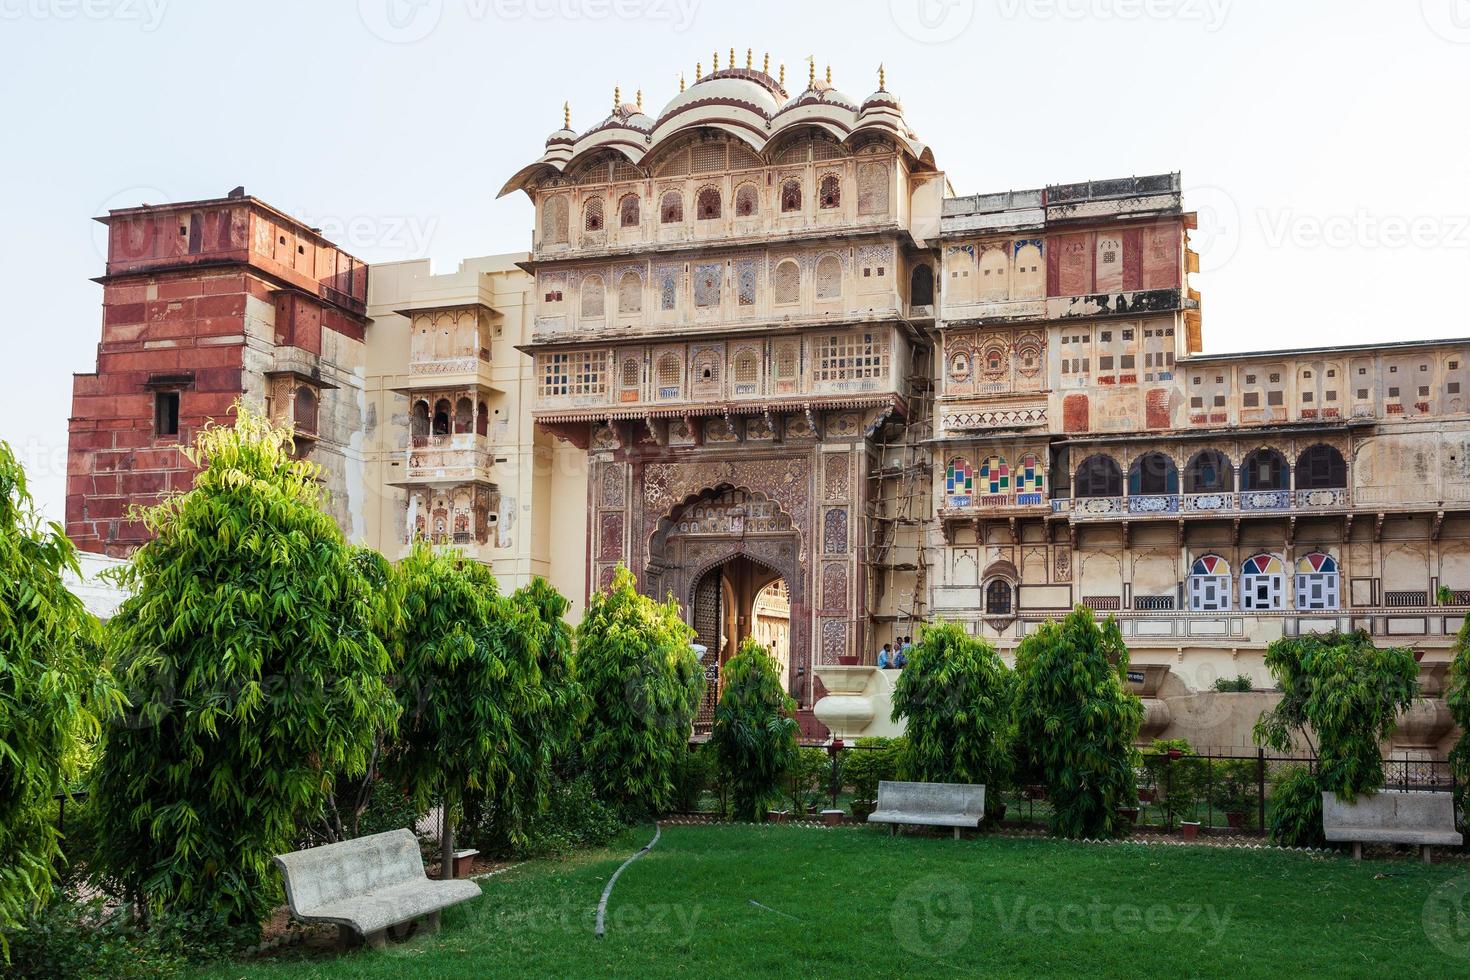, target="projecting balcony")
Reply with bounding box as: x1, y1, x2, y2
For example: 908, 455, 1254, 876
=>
398, 433, 496, 485
1052, 488, 1352, 521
